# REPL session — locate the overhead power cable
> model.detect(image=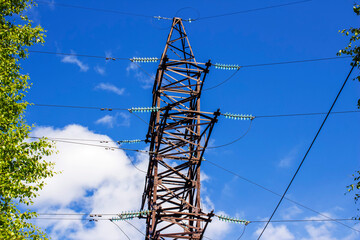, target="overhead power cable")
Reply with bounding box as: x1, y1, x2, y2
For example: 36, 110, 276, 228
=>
204, 68, 241, 91
195, 0, 312, 21
241, 56, 352, 68
205, 160, 360, 233
37, 0, 311, 23
30, 136, 144, 145
207, 119, 253, 149
31, 103, 360, 118
37, 0, 154, 19
31, 216, 358, 223
31, 137, 149, 173
34, 138, 149, 153
32, 103, 128, 111
237, 225, 247, 240
250, 219, 359, 223
255, 110, 360, 118
109, 220, 131, 240
123, 219, 149, 239
256, 57, 359, 240
28, 50, 128, 61
28, 50, 351, 67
